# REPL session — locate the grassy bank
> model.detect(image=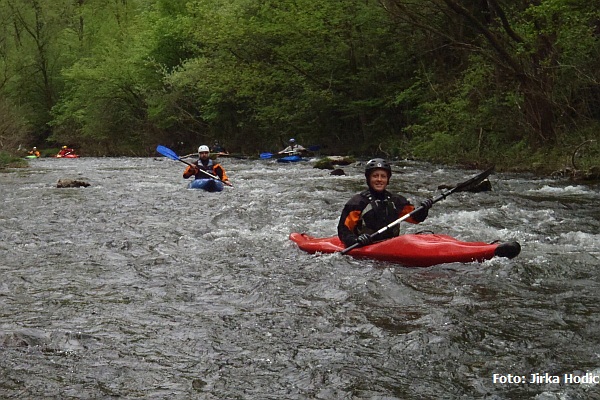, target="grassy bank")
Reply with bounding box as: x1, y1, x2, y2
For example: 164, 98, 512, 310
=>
0, 151, 27, 169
